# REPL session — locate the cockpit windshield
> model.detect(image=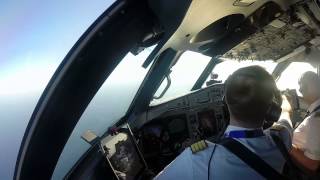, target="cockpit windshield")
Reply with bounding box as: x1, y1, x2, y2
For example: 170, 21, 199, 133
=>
151, 51, 211, 105
203, 59, 277, 86
150, 56, 278, 106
